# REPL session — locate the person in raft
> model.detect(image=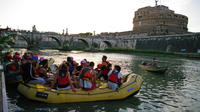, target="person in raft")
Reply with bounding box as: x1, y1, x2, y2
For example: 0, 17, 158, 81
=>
98, 55, 110, 80
107, 65, 123, 91
47, 63, 76, 92
79, 62, 98, 90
